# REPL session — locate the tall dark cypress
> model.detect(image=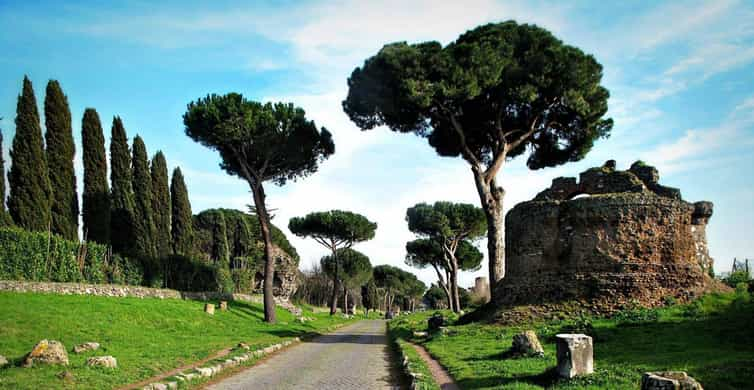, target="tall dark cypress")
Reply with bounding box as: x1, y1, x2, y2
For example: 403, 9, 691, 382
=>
44, 80, 78, 240
150, 151, 170, 259
0, 125, 13, 226
81, 108, 110, 244
170, 167, 193, 255
109, 116, 135, 254
8, 76, 52, 231
132, 135, 156, 261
